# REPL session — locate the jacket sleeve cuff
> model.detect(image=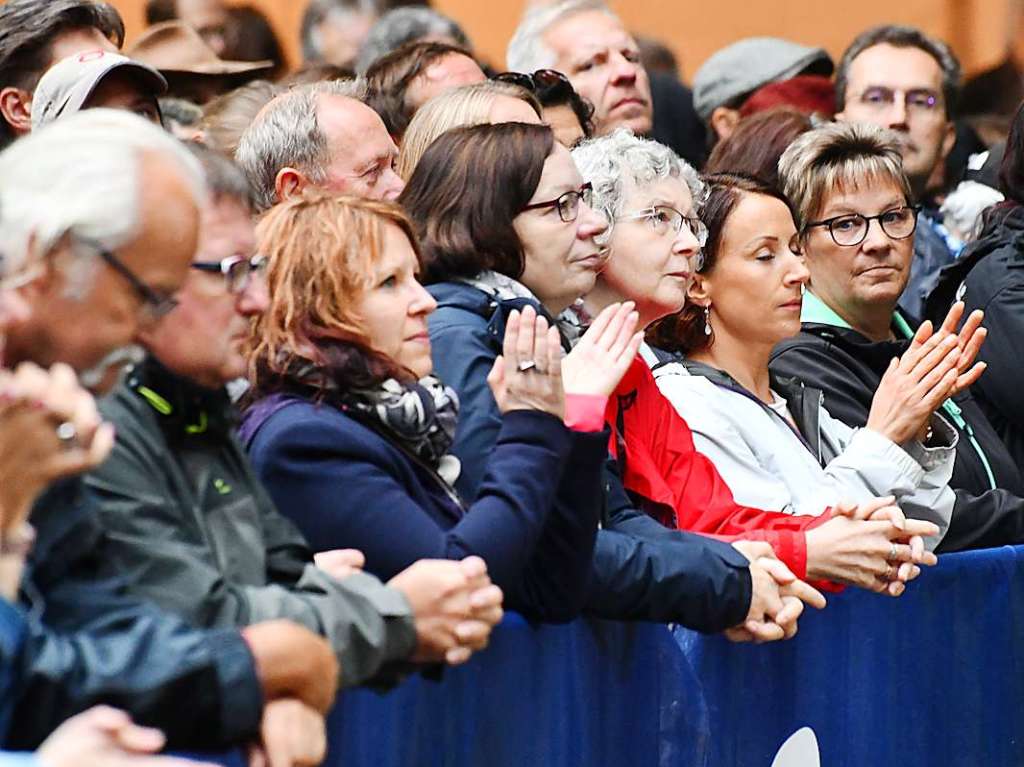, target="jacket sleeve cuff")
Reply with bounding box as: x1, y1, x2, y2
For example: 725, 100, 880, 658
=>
902, 414, 959, 471
209, 629, 265, 744
375, 587, 419, 666
563, 394, 609, 433
849, 428, 927, 485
